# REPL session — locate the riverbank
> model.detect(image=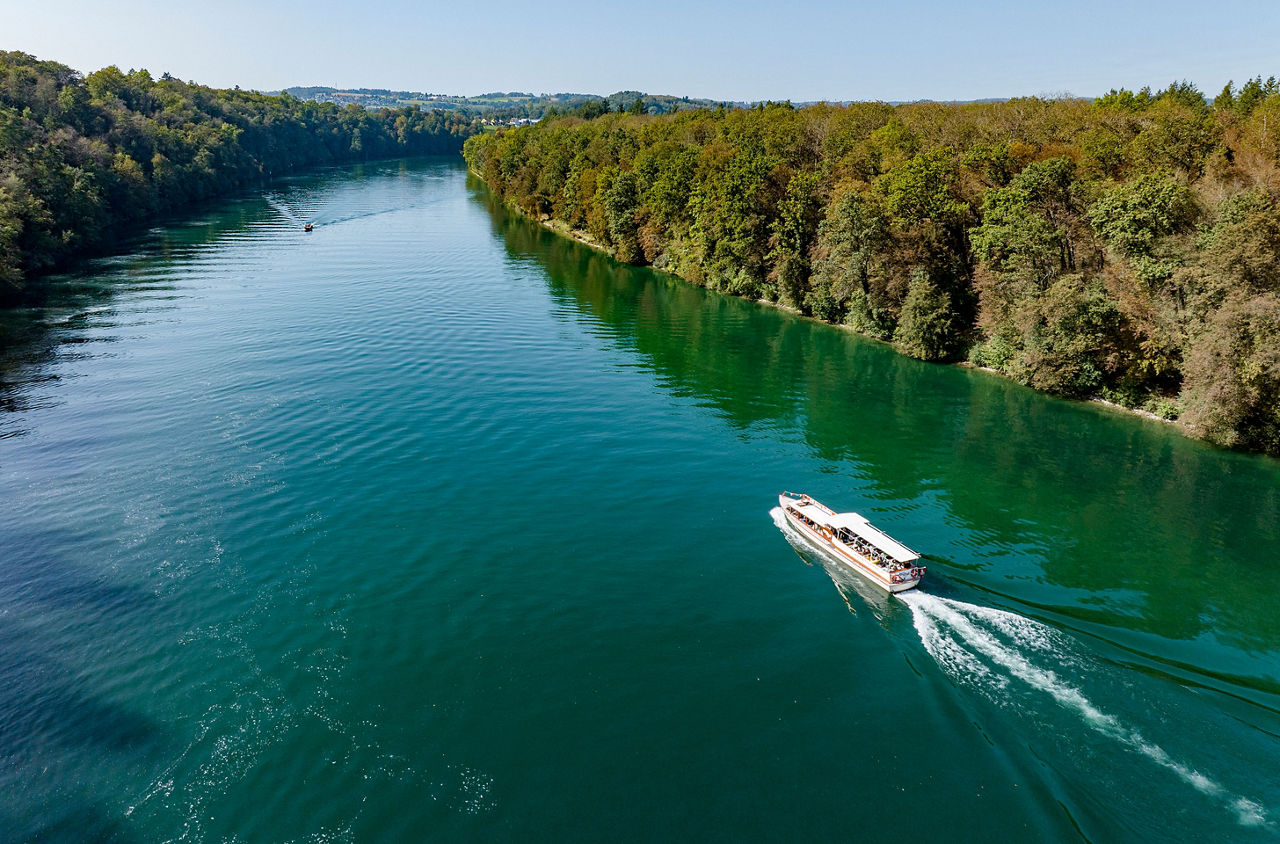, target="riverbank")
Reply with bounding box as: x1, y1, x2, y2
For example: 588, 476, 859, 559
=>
0, 50, 476, 304
0, 152, 470, 309
464, 101, 1280, 456
474, 171, 1187, 441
